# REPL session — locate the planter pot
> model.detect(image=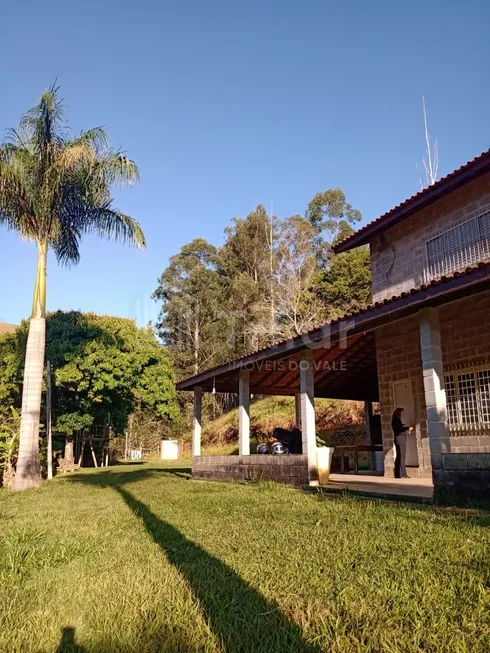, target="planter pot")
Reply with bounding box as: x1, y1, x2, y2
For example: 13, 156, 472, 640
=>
160, 439, 183, 461
317, 447, 335, 485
